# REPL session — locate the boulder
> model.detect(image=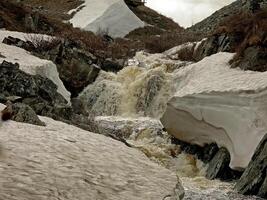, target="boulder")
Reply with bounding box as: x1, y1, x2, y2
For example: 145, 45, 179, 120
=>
101, 58, 124, 72
235, 134, 267, 198
161, 53, 267, 170
0, 61, 66, 106
206, 148, 242, 181
33, 39, 100, 97
0, 104, 183, 200
10, 103, 45, 126
93, 116, 163, 139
